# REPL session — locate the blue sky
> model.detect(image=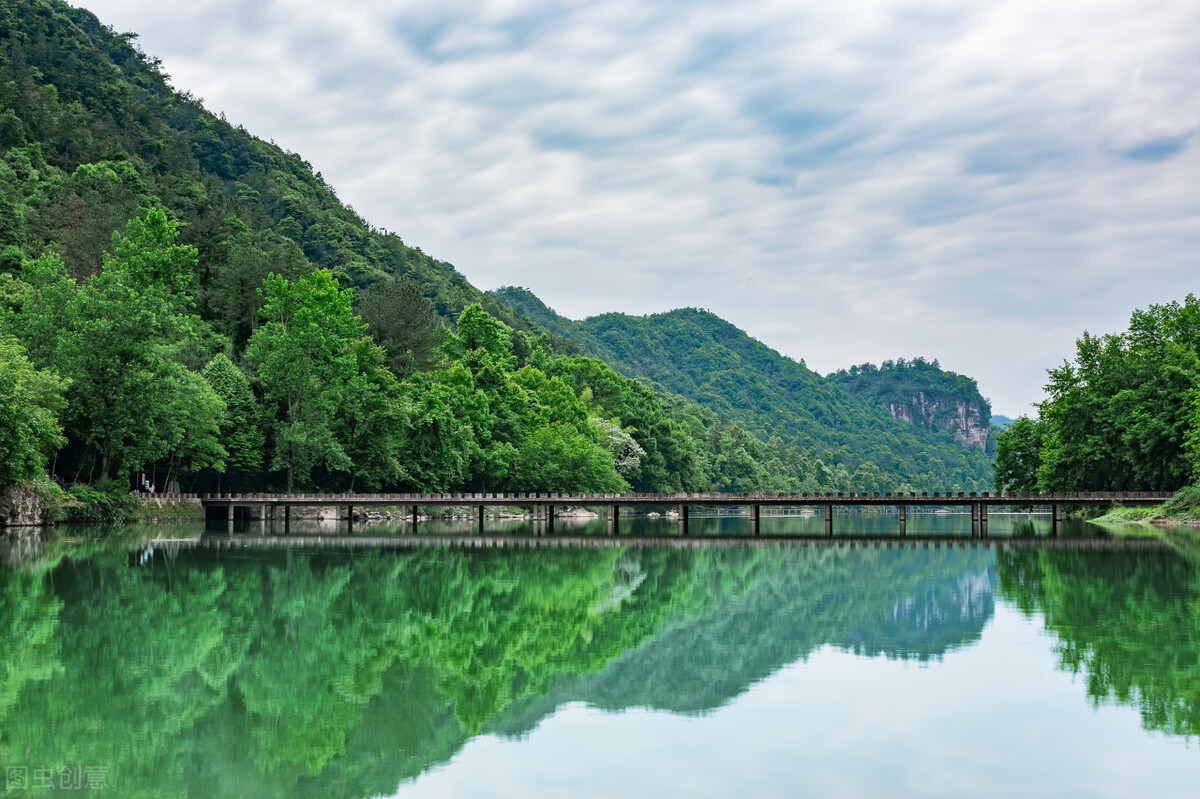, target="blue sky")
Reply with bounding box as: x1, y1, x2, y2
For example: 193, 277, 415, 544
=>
83, 0, 1200, 415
